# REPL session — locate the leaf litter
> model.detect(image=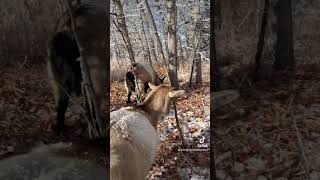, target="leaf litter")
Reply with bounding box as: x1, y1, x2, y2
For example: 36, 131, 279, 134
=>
111, 81, 210, 179
214, 65, 320, 180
